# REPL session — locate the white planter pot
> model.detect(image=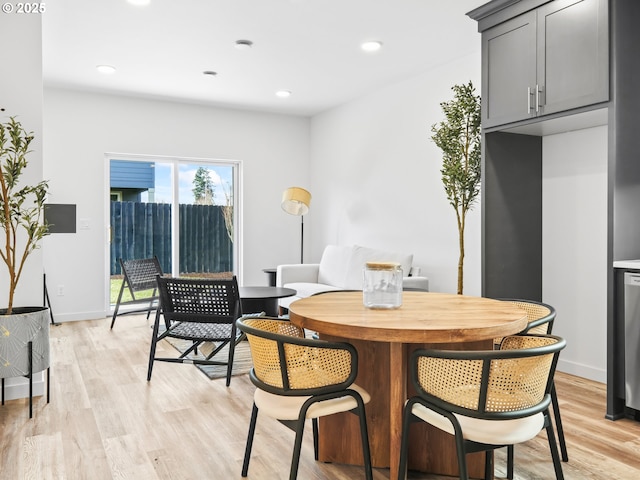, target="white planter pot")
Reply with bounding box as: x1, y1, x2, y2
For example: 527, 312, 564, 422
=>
0, 307, 50, 379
